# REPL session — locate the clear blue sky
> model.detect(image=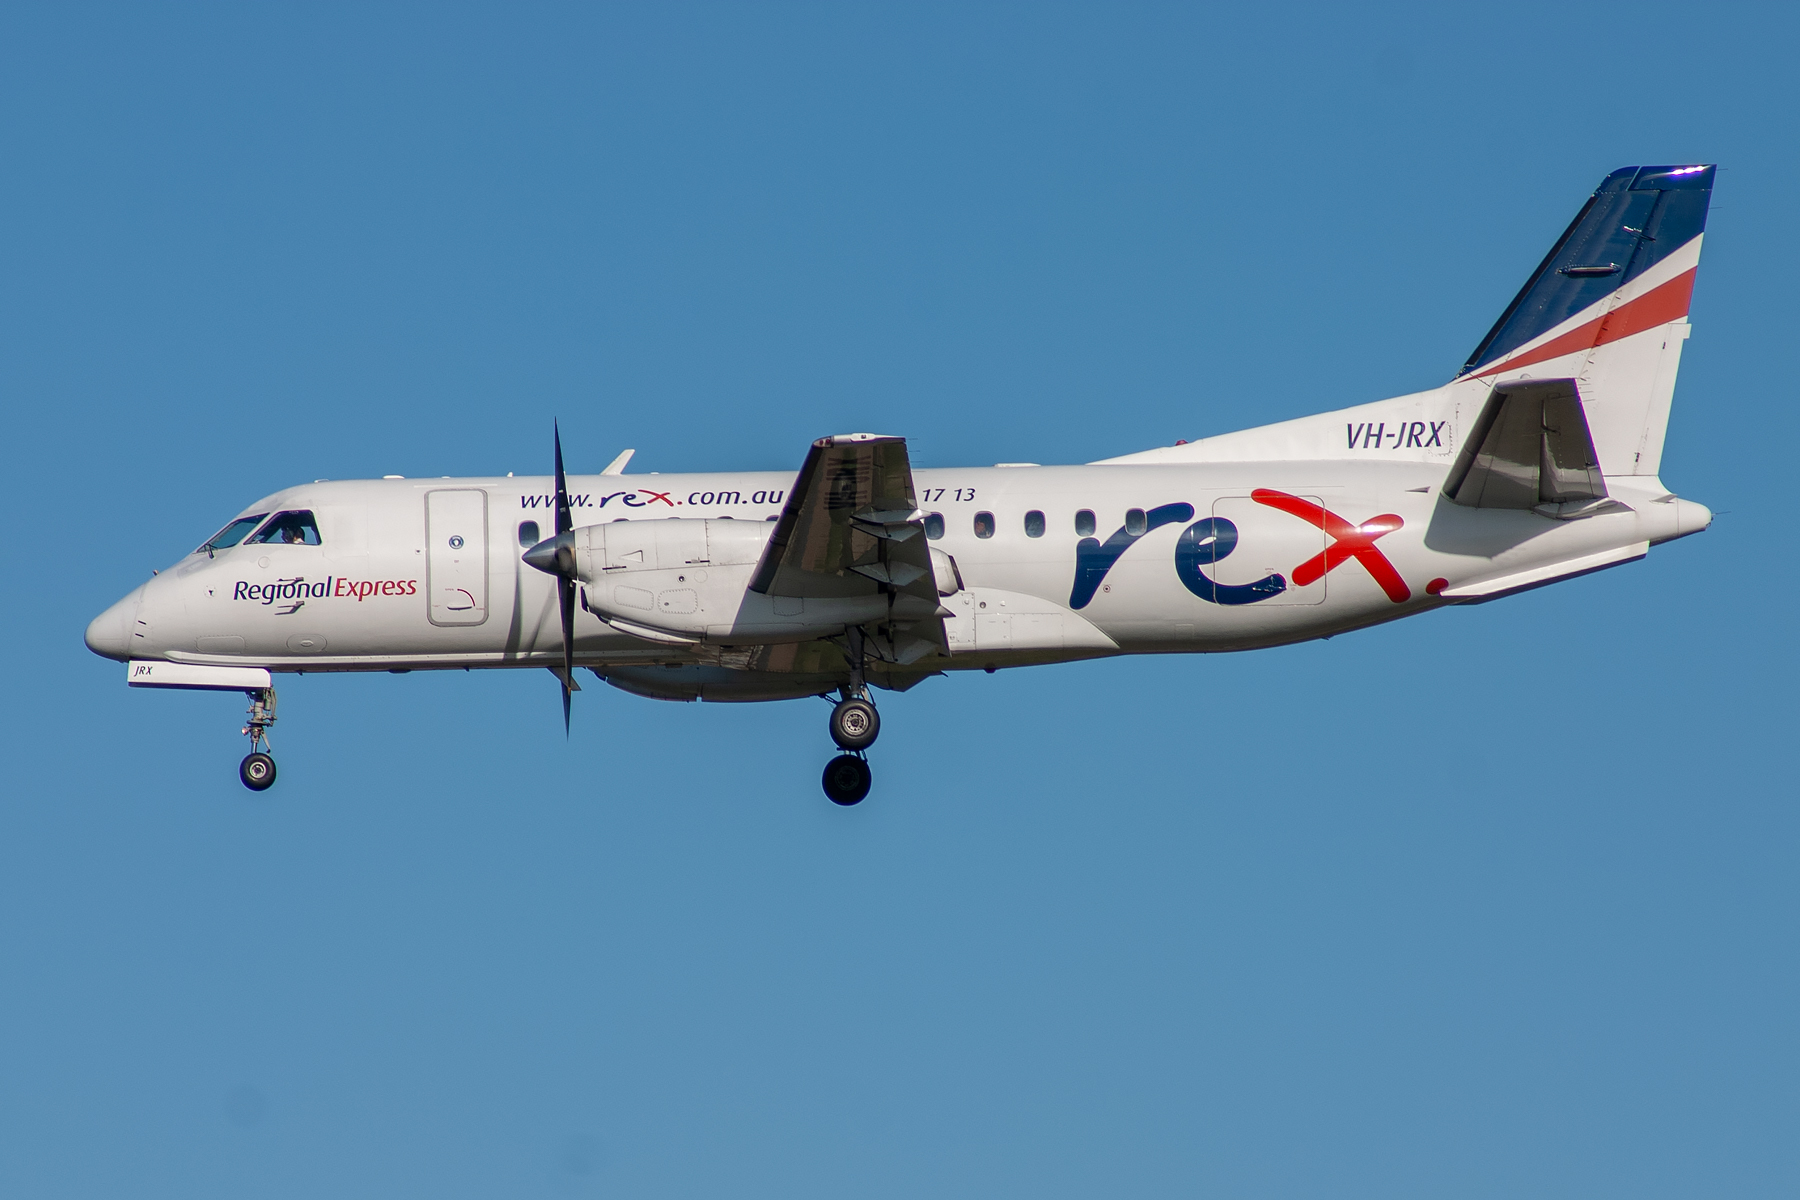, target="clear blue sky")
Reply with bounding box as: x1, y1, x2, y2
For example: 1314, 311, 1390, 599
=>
3, 3, 1795, 1196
